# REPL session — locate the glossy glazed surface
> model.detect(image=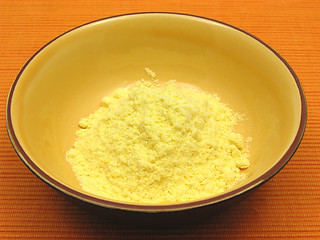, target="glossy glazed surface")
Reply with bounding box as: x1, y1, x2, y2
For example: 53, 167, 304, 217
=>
7, 13, 306, 212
